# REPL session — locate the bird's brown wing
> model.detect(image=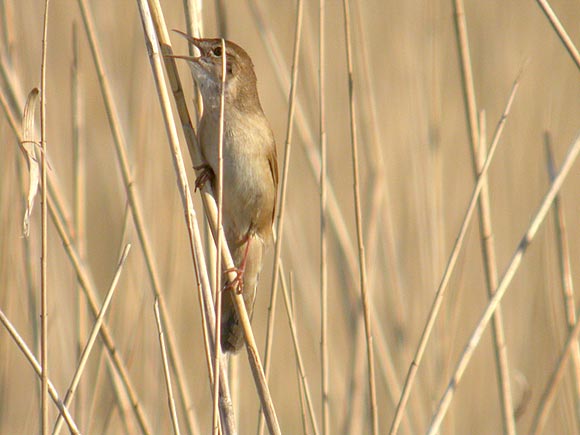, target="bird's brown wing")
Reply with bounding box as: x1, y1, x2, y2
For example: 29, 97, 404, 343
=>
267, 144, 279, 225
